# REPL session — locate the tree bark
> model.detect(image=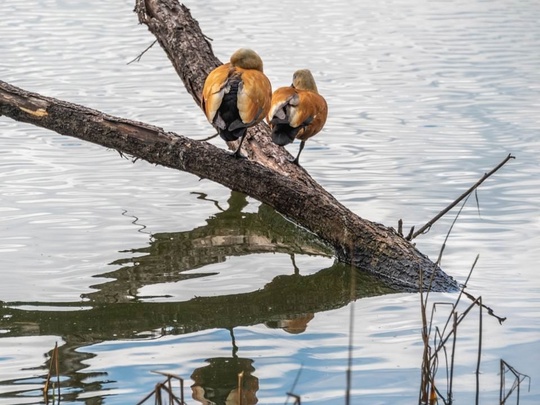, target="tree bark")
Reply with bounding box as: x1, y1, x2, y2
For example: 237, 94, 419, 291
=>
0, 0, 458, 292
